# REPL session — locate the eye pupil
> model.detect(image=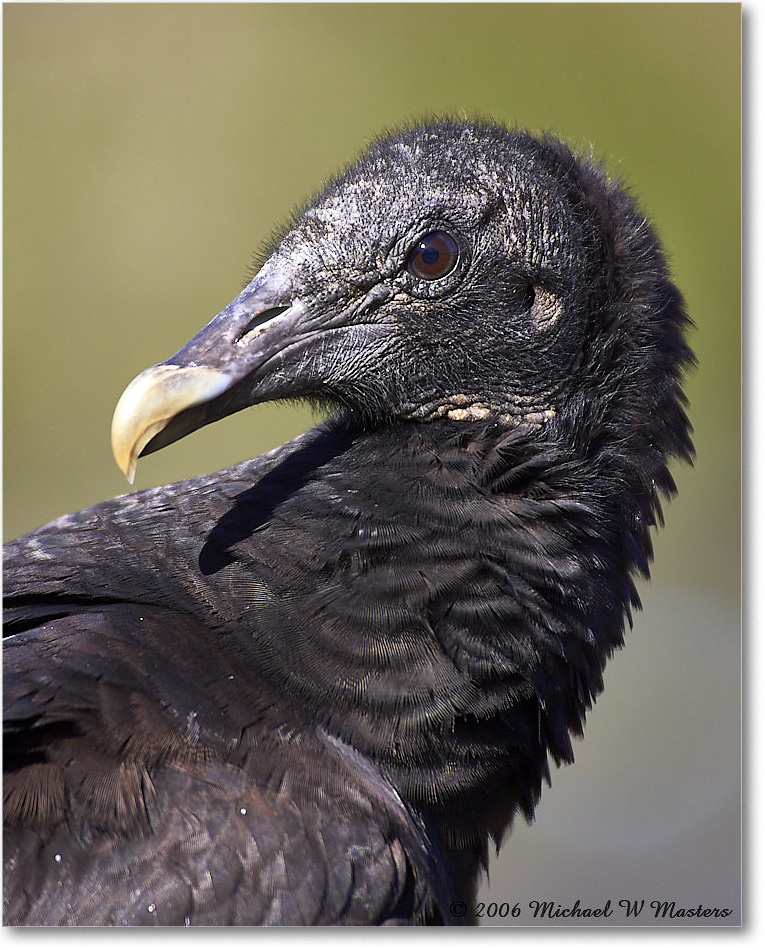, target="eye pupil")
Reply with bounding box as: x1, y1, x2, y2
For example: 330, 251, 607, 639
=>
407, 230, 460, 280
